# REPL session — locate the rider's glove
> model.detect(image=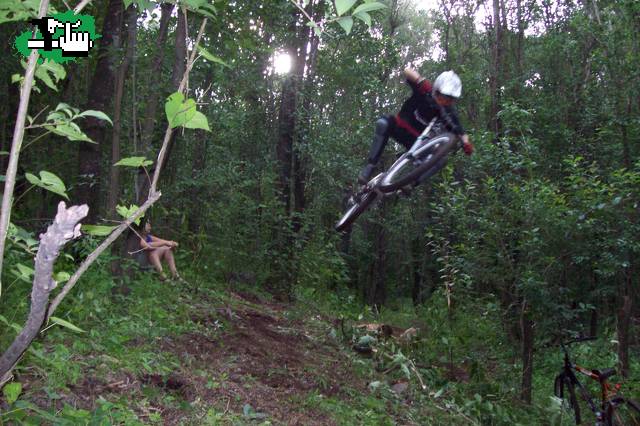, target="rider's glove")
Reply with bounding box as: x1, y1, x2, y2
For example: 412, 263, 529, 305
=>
463, 141, 474, 156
